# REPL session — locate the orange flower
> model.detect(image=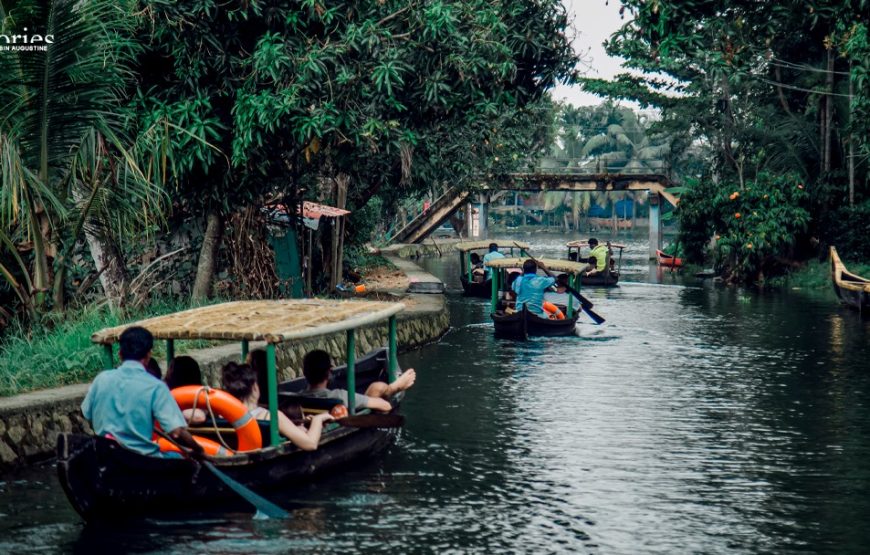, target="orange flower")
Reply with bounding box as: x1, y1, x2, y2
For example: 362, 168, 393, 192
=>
763, 194, 769, 199
714, 235, 721, 240
729, 192, 740, 200
746, 243, 753, 249
734, 212, 742, 219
